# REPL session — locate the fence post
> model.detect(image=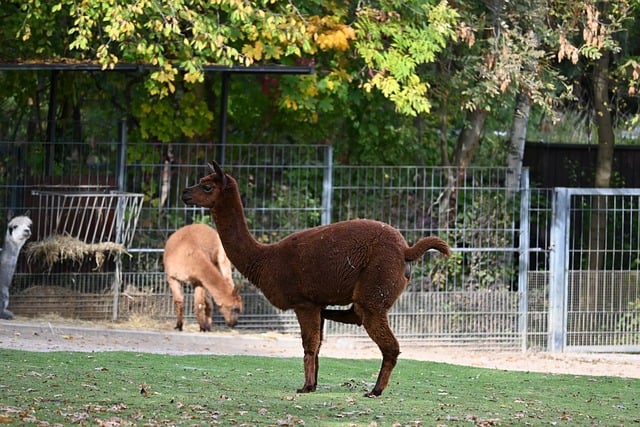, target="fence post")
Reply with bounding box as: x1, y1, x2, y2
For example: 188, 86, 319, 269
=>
548, 187, 569, 352
517, 169, 530, 352
321, 144, 333, 226
117, 119, 127, 192
113, 119, 127, 320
